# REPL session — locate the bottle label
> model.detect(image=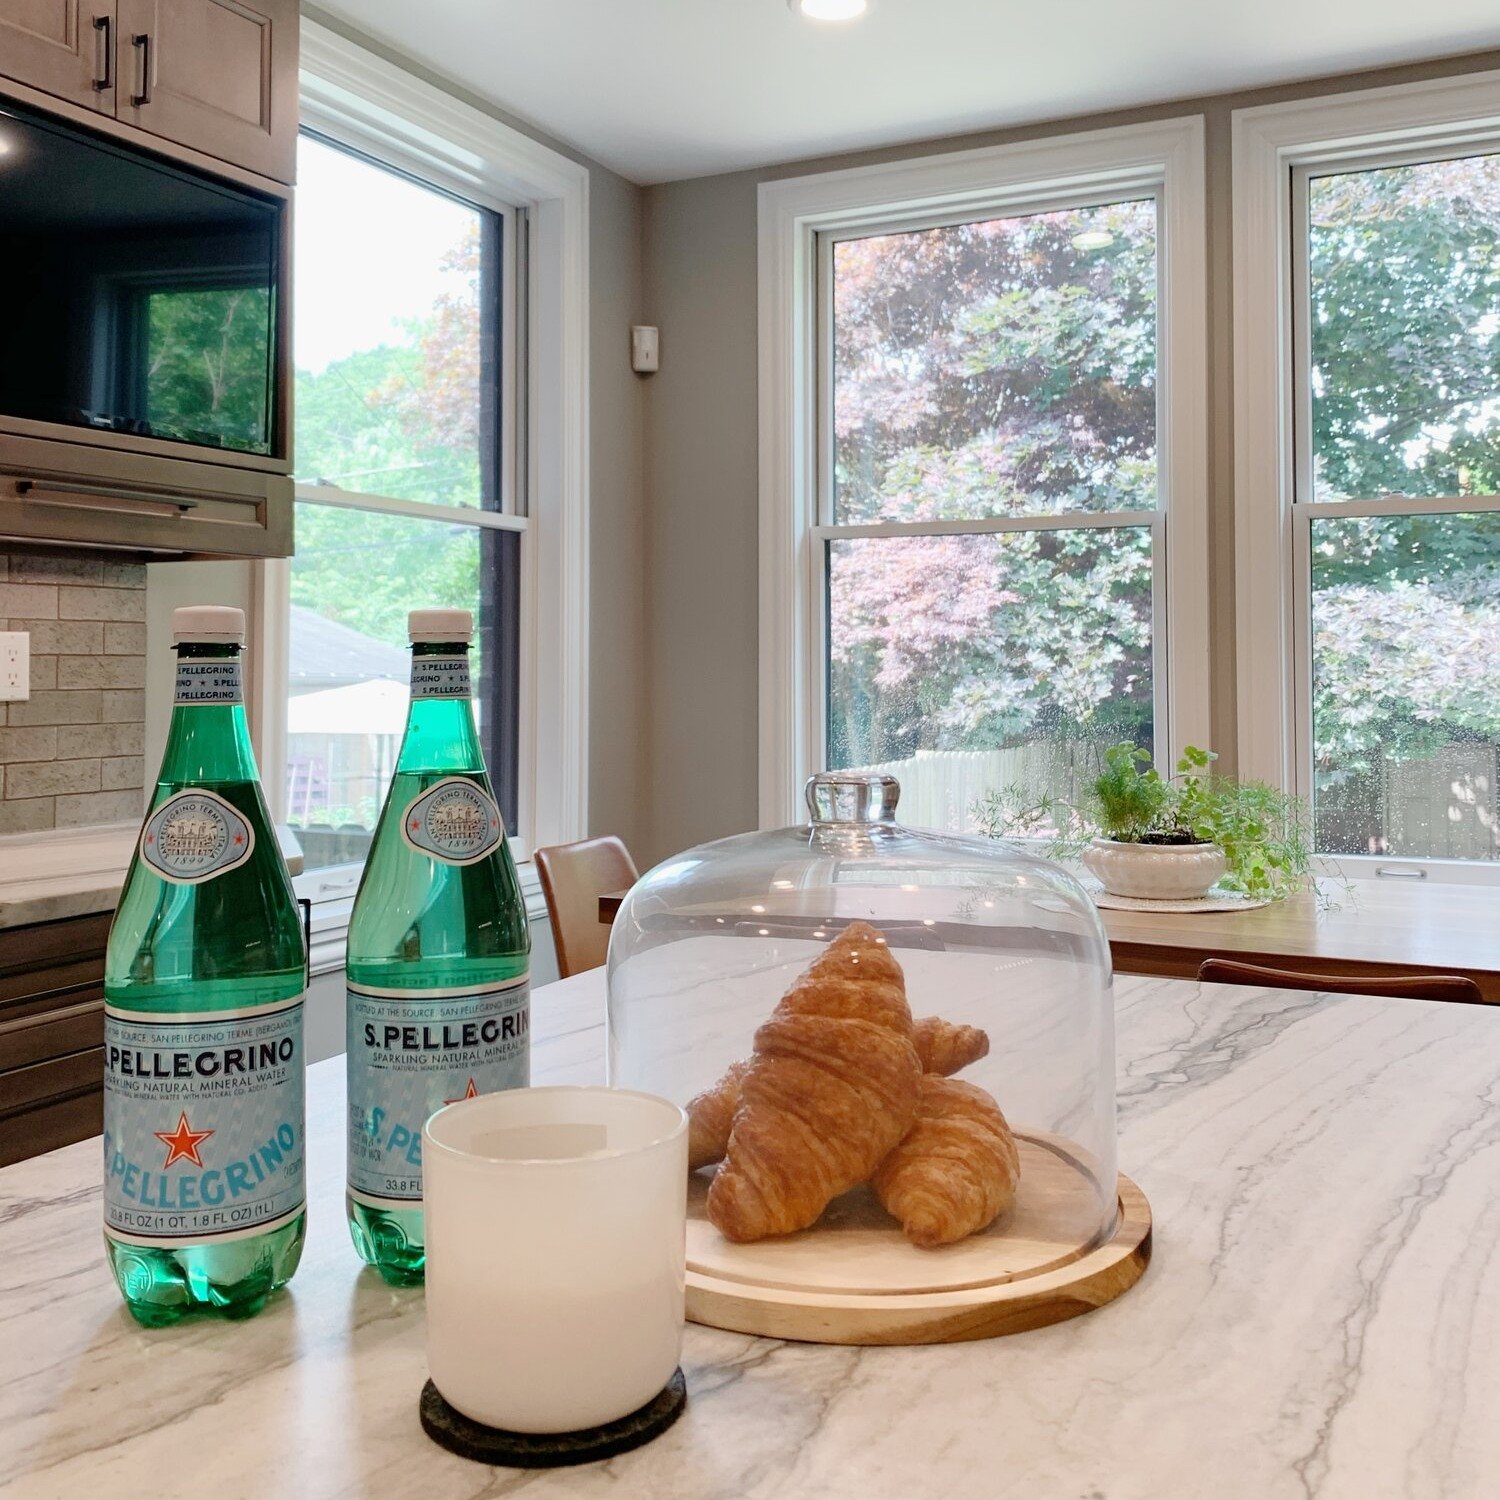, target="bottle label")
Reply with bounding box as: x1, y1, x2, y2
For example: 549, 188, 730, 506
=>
346, 977, 530, 1205
140, 789, 256, 884
400, 777, 505, 865
410, 655, 471, 700
175, 658, 244, 705
103, 999, 306, 1246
